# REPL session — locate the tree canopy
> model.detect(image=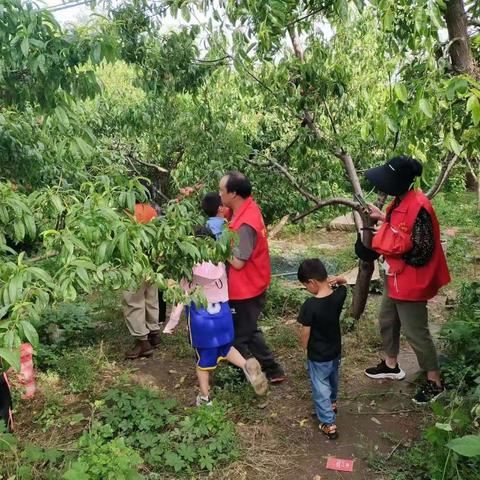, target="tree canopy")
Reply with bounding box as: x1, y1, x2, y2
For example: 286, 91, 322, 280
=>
1, 0, 479, 368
